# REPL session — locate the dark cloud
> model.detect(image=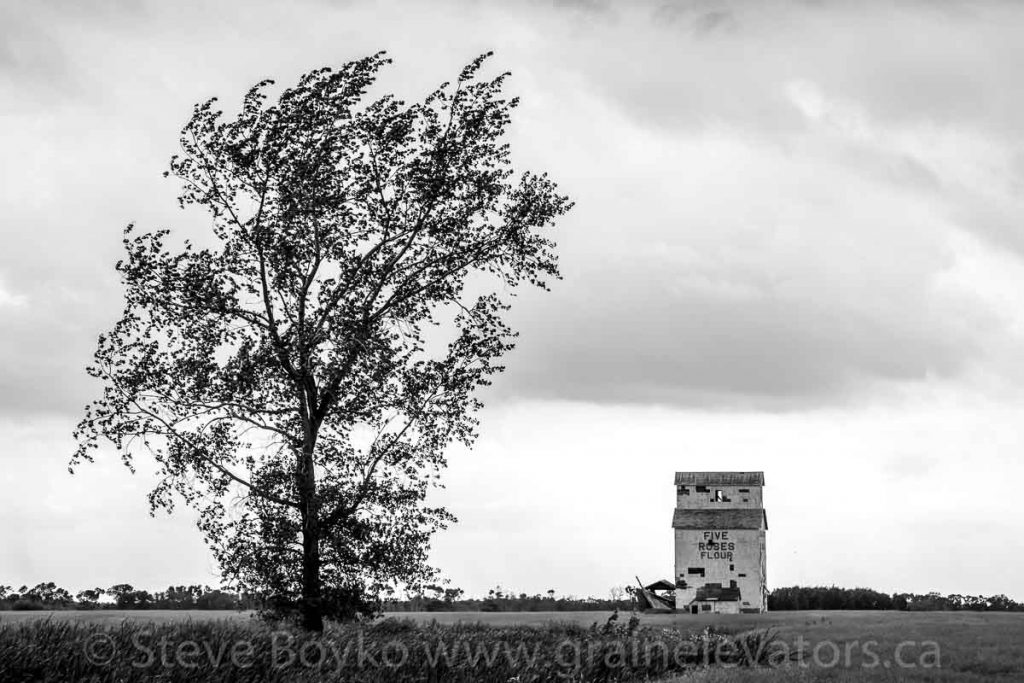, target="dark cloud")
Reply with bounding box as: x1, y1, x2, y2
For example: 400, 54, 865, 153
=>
651, 2, 737, 35
497, 251, 996, 409
692, 9, 737, 35
536, 1, 1024, 151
